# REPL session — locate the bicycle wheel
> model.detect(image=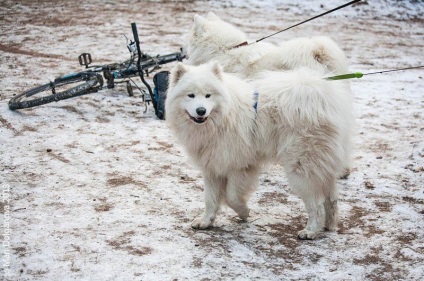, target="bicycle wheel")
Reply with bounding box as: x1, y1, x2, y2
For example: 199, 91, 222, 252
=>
9, 72, 103, 110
